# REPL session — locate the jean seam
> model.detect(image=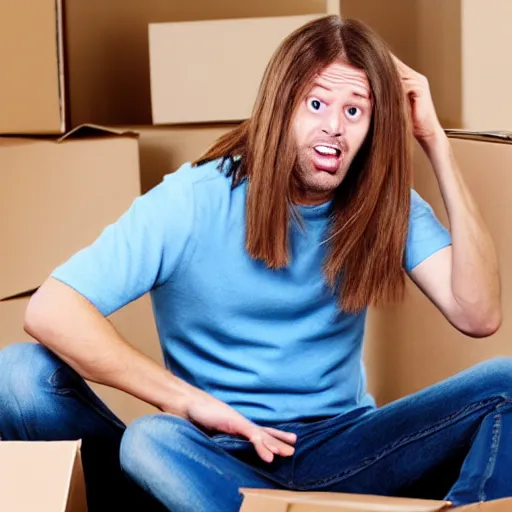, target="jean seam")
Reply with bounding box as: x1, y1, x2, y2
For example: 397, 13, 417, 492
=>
298, 395, 505, 489
11, 387, 31, 440
478, 412, 502, 502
